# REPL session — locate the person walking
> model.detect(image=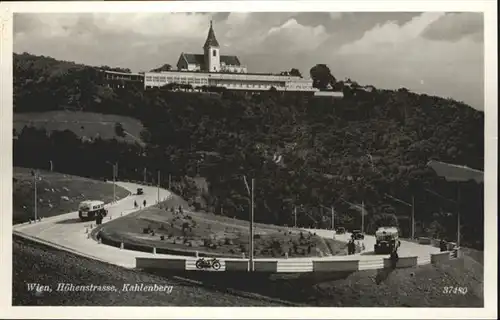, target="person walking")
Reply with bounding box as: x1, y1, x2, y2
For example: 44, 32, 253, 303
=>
143, 199, 147, 208
440, 239, 447, 252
